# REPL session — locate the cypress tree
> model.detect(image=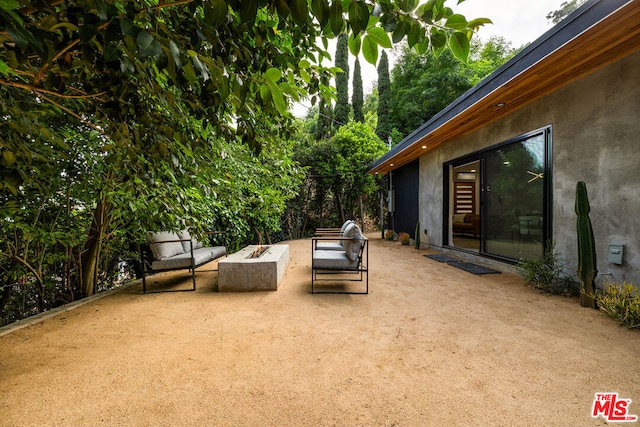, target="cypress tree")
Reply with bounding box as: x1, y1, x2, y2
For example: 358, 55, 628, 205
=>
316, 99, 333, 140
315, 75, 333, 140
376, 50, 392, 143
333, 33, 350, 128
352, 58, 364, 123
